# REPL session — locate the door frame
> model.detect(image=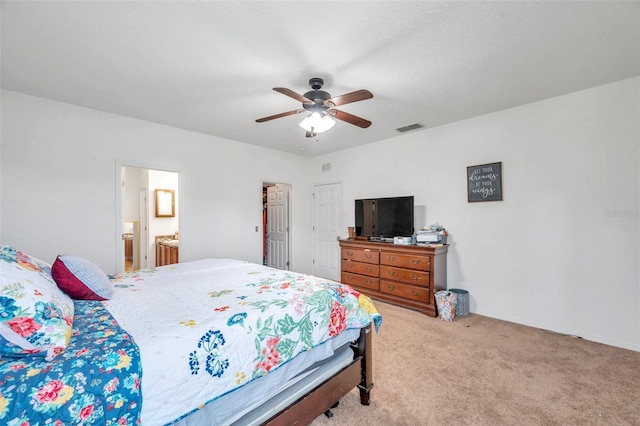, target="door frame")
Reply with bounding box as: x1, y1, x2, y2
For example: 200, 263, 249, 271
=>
115, 160, 182, 273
